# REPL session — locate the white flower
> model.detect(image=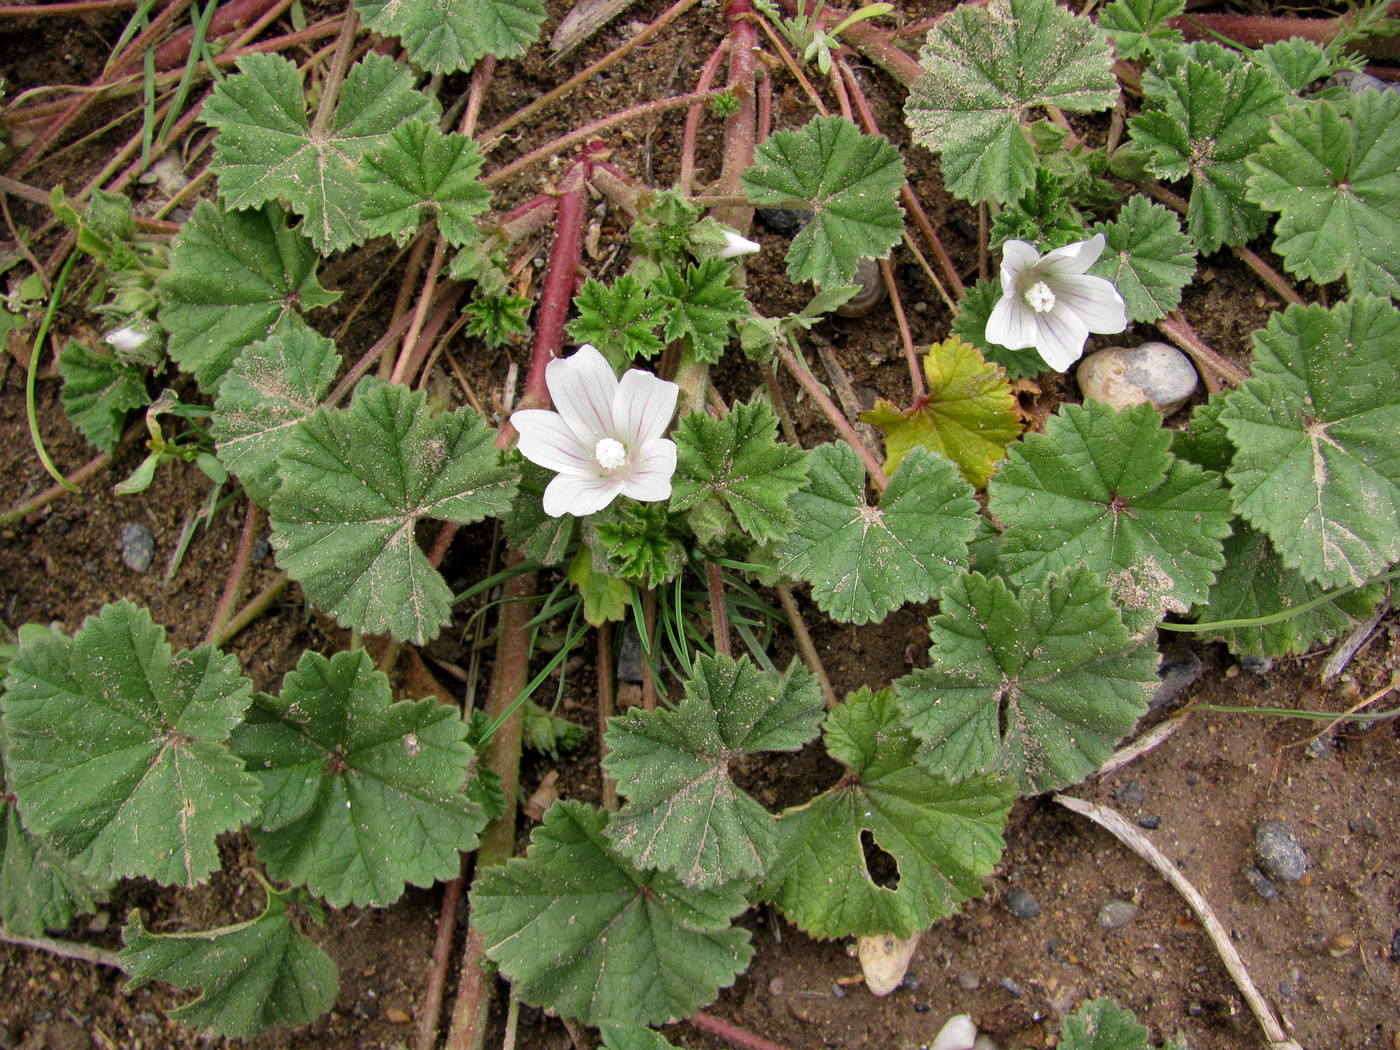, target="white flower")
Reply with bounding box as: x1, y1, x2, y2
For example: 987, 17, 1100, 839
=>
104, 323, 153, 354
985, 234, 1128, 372
511, 344, 679, 518
718, 227, 761, 259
